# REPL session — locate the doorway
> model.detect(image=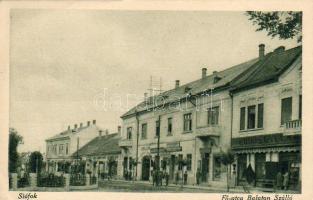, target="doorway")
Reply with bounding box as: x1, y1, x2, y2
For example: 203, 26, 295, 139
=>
201, 153, 210, 182
141, 156, 150, 181
169, 155, 176, 181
